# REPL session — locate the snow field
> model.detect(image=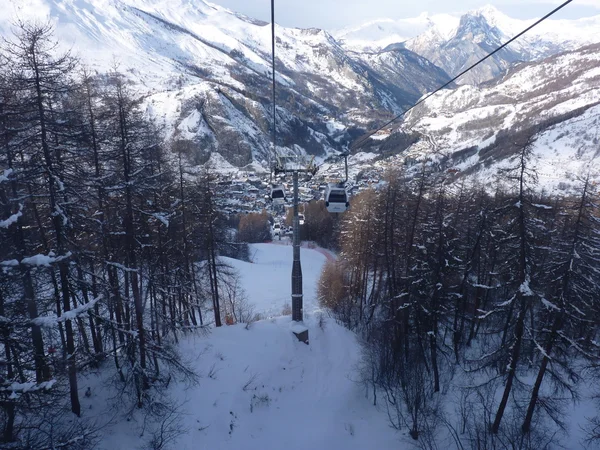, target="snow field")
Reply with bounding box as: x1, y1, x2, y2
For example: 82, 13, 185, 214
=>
164, 315, 399, 450
222, 243, 328, 318
88, 242, 400, 449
